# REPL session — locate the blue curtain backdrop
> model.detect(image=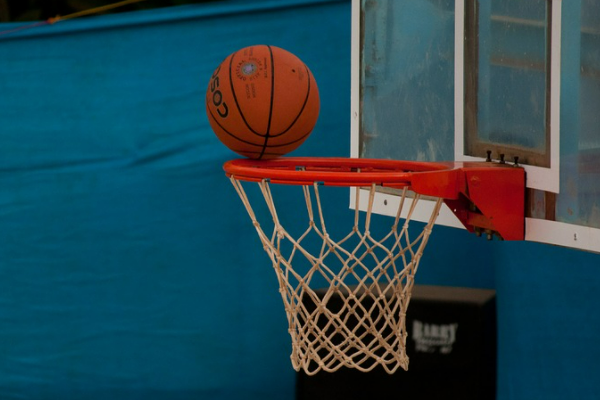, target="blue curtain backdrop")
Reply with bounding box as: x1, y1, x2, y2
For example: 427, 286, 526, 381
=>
1, 1, 600, 399
0, 1, 352, 399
